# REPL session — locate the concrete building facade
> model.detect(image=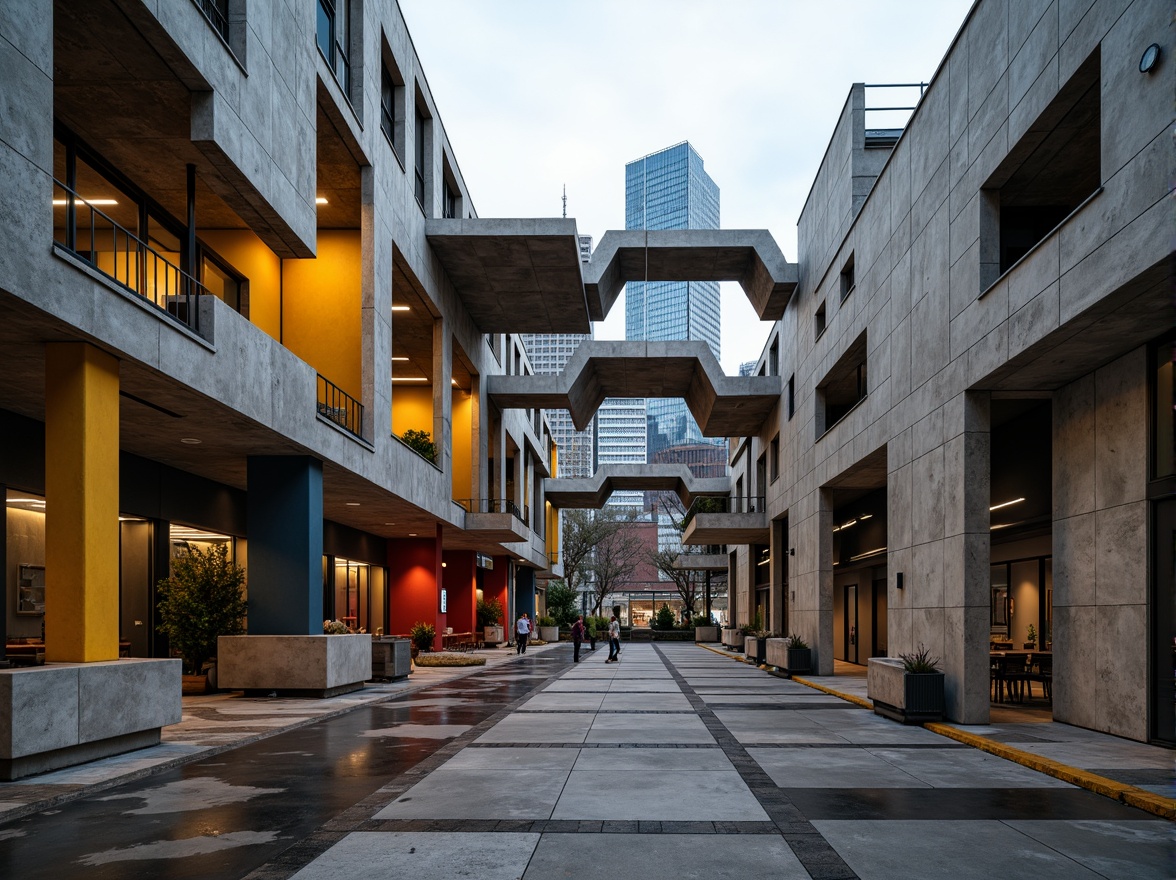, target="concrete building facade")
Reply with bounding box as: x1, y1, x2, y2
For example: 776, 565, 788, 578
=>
687, 0, 1173, 744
